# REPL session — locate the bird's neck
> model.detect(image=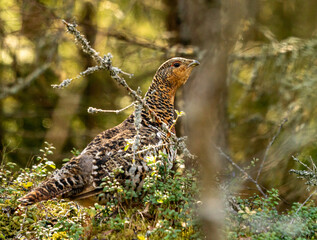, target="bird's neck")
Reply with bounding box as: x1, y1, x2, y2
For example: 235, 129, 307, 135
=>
143, 79, 176, 127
